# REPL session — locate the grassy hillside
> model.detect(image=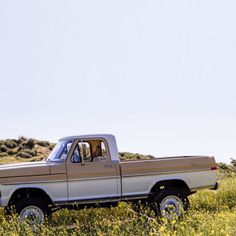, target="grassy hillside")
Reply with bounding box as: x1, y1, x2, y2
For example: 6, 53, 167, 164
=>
0, 137, 54, 164
0, 137, 236, 235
